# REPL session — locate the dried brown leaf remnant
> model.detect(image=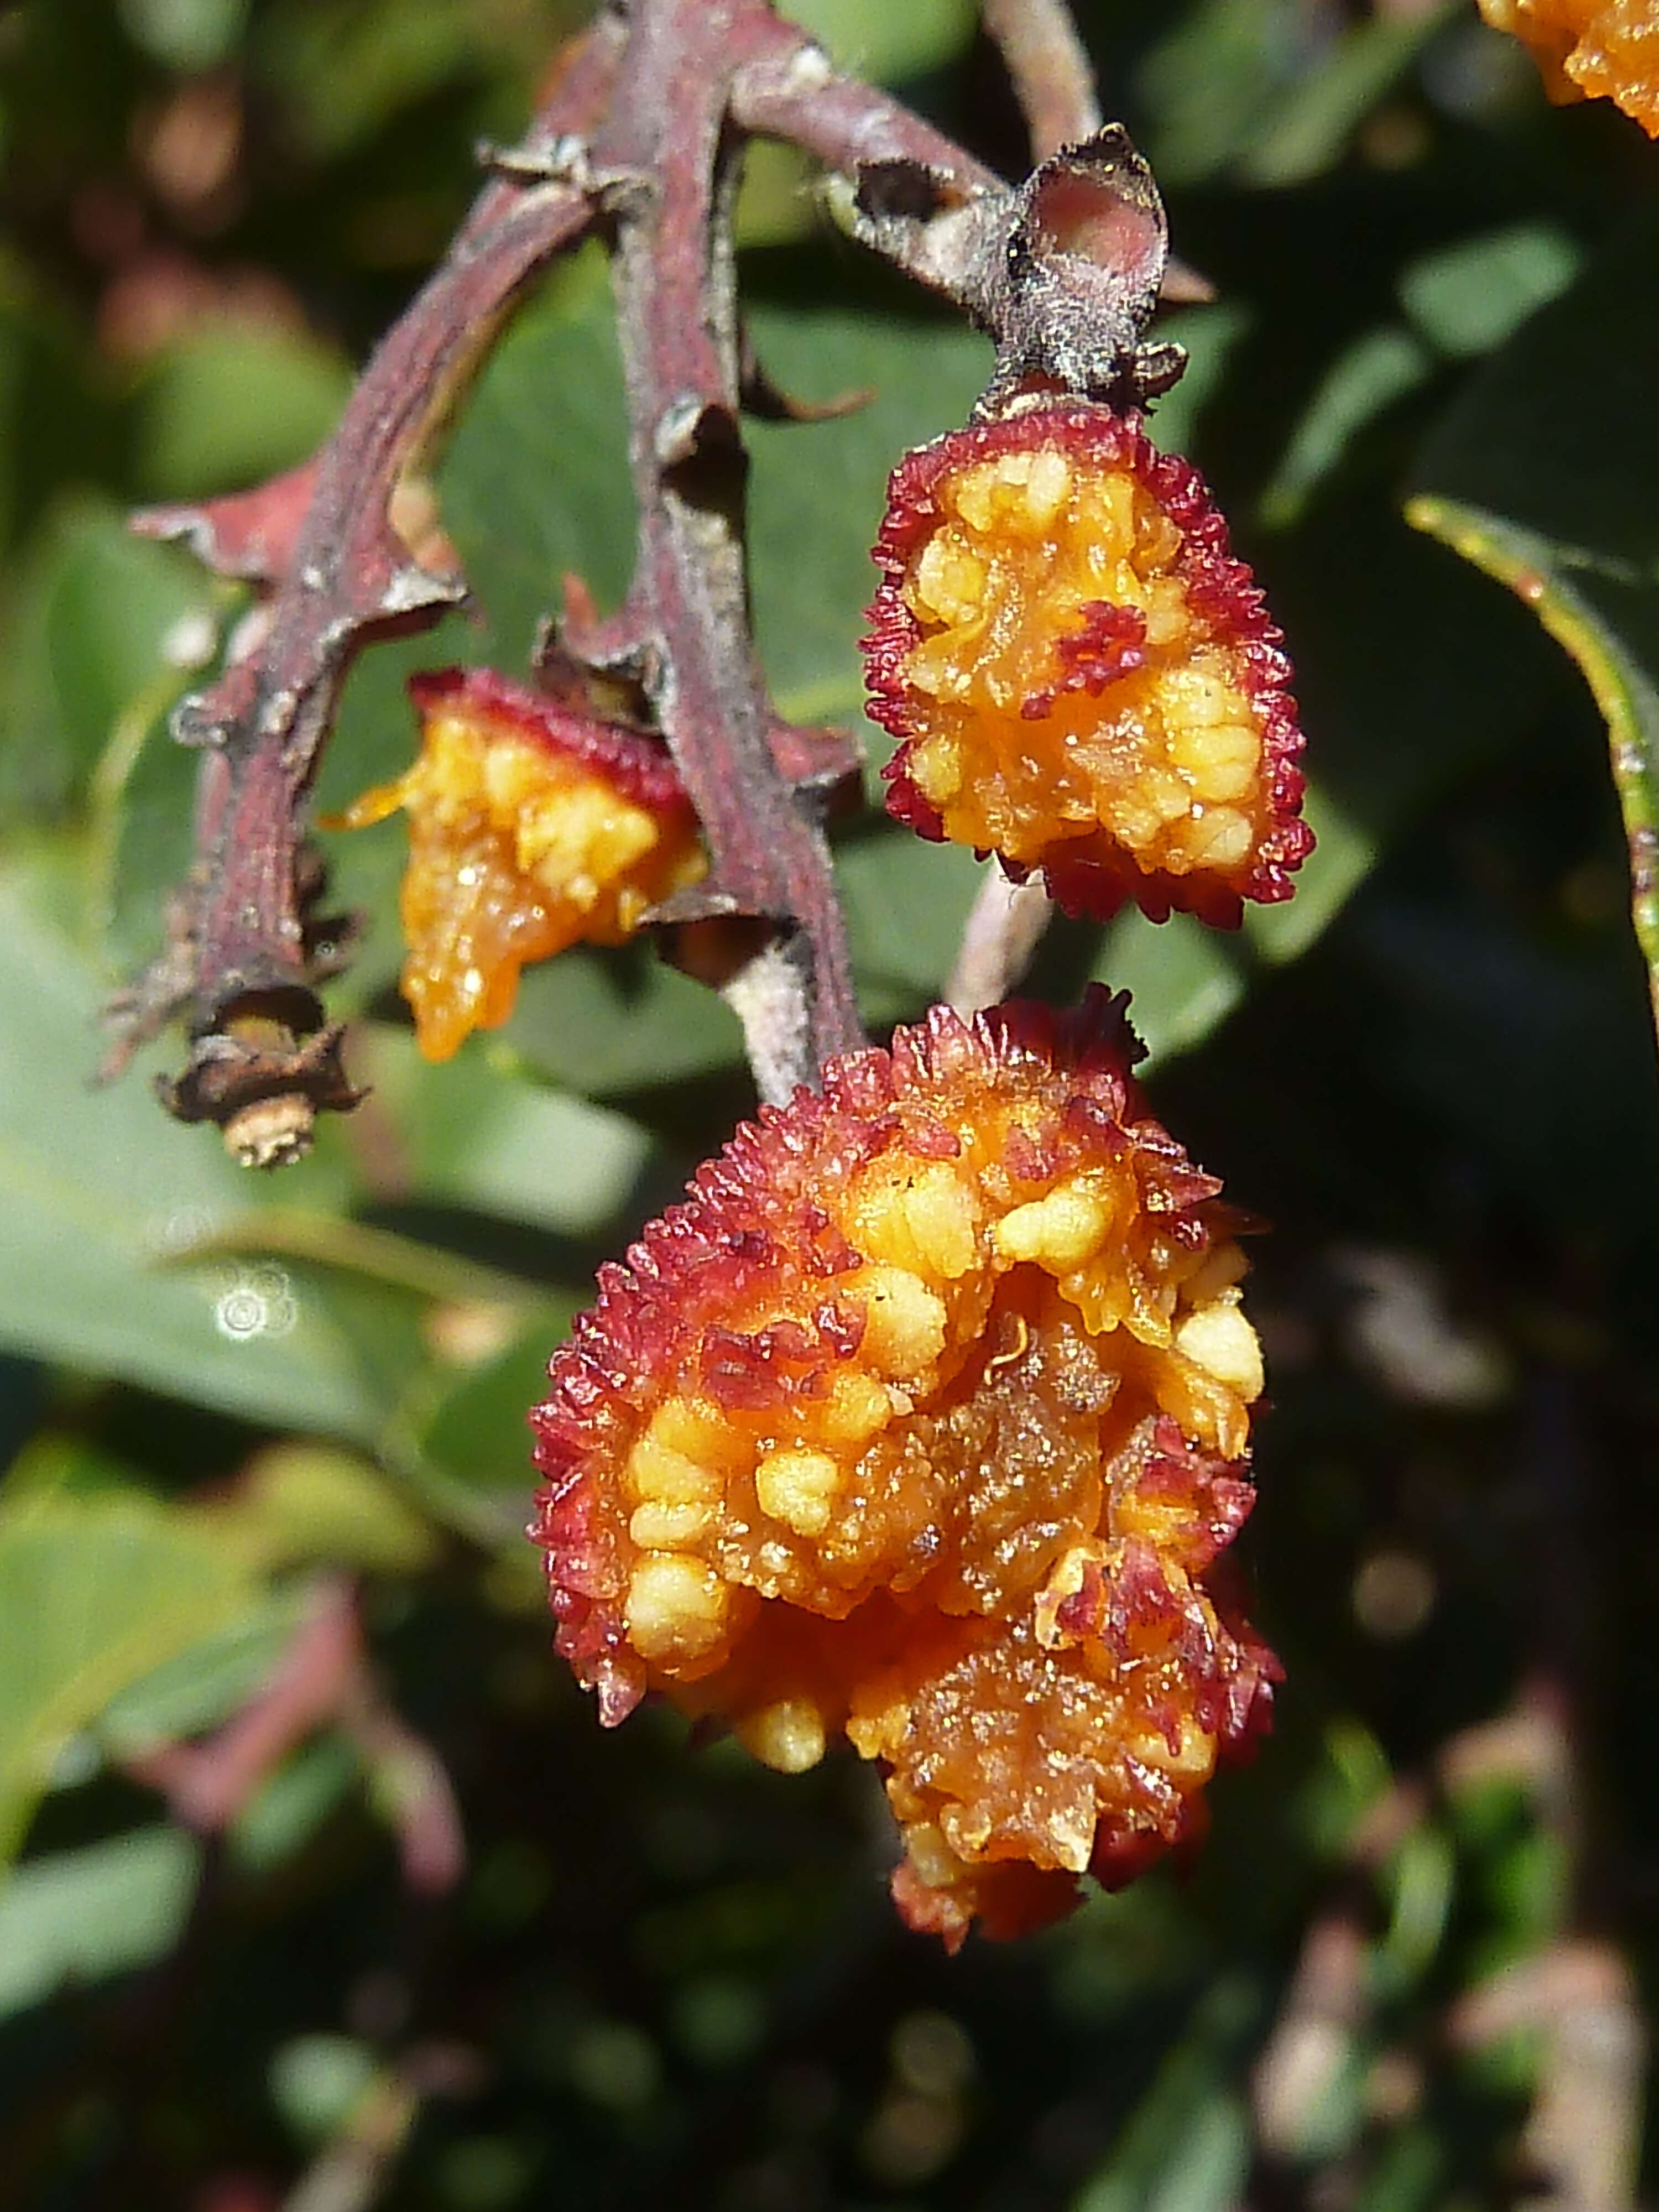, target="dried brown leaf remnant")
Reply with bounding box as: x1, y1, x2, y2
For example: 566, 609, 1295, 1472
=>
867, 404, 1312, 929
530, 990, 1277, 1948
